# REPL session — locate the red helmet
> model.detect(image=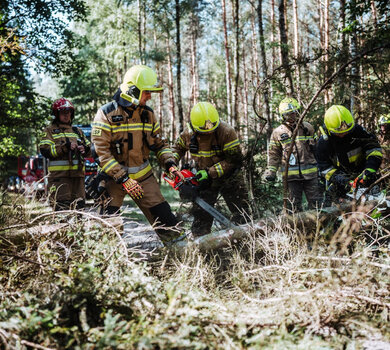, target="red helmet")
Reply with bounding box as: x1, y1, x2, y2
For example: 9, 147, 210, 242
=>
51, 98, 75, 120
